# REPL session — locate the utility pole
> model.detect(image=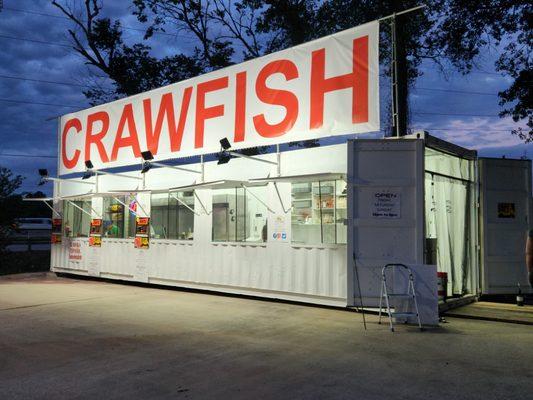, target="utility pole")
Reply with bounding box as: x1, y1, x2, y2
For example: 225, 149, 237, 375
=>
387, 3, 426, 137
392, 15, 408, 137
390, 11, 409, 138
